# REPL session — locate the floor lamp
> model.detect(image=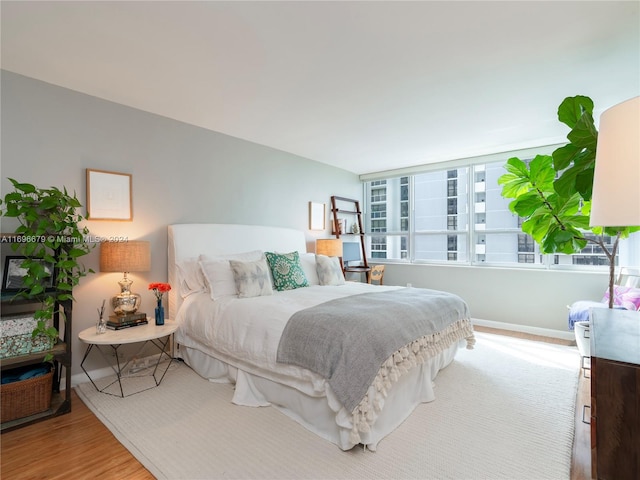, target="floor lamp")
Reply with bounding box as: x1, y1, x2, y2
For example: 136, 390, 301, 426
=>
590, 95, 640, 312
